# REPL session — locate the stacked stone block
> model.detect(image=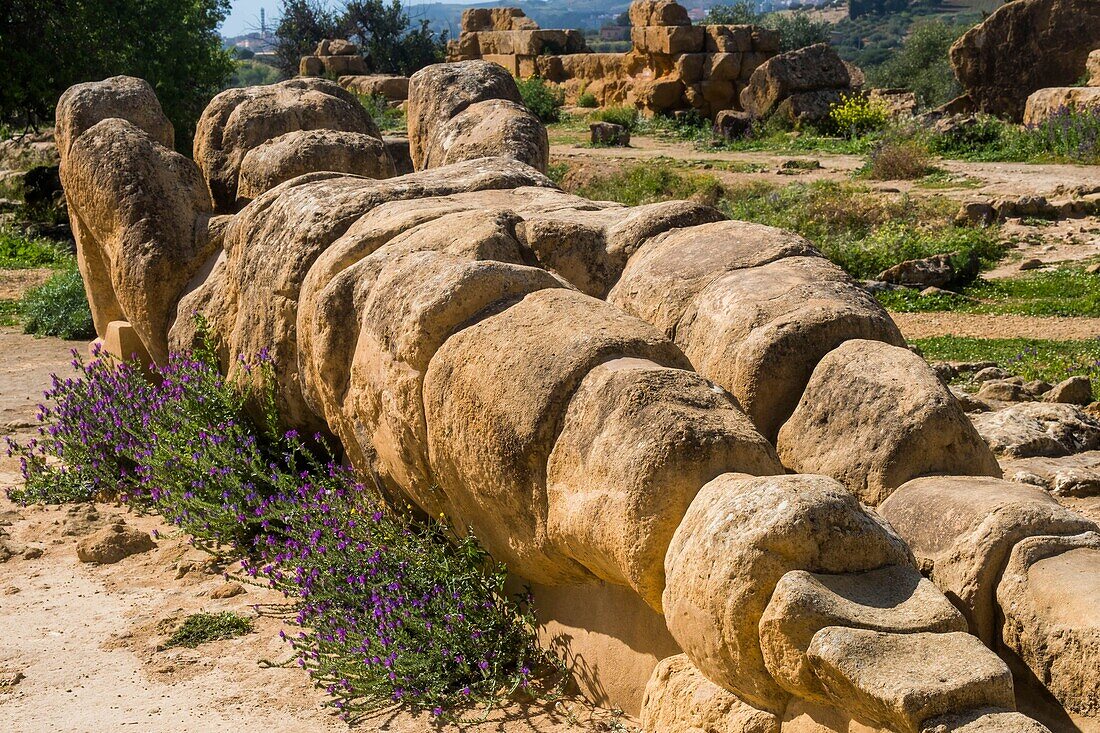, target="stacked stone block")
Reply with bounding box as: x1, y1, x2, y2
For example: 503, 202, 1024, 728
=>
299, 39, 367, 77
